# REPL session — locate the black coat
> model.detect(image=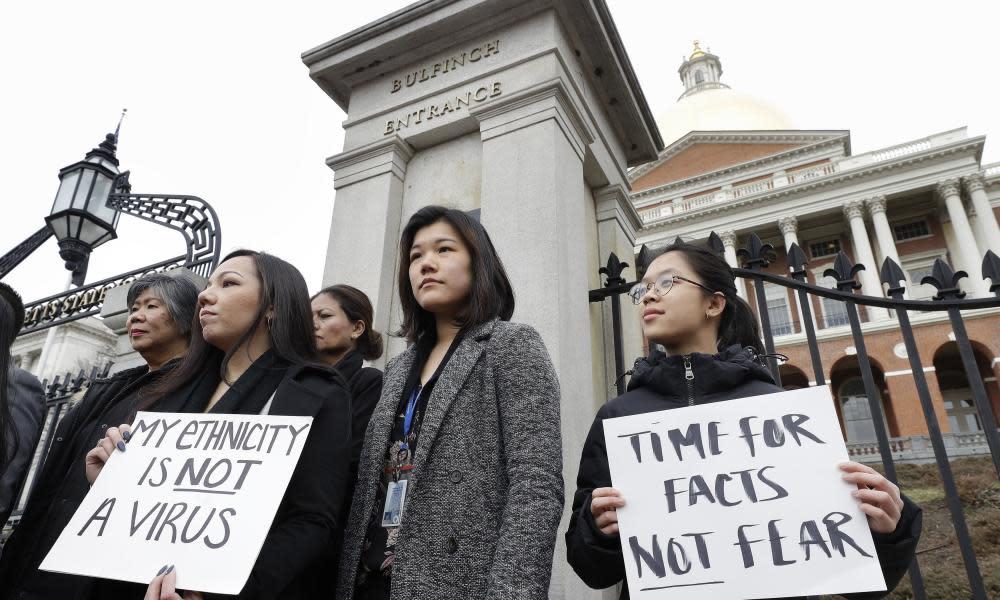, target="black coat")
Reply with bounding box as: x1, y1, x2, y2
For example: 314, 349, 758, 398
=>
565, 346, 922, 600
0, 363, 167, 600
1, 367, 46, 527
158, 359, 354, 600
334, 350, 383, 471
